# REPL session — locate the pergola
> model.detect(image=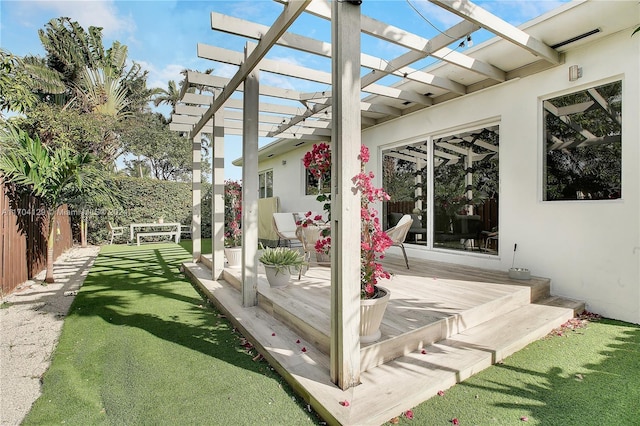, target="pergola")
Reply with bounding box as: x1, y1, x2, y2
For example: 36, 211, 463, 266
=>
170, 0, 604, 390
